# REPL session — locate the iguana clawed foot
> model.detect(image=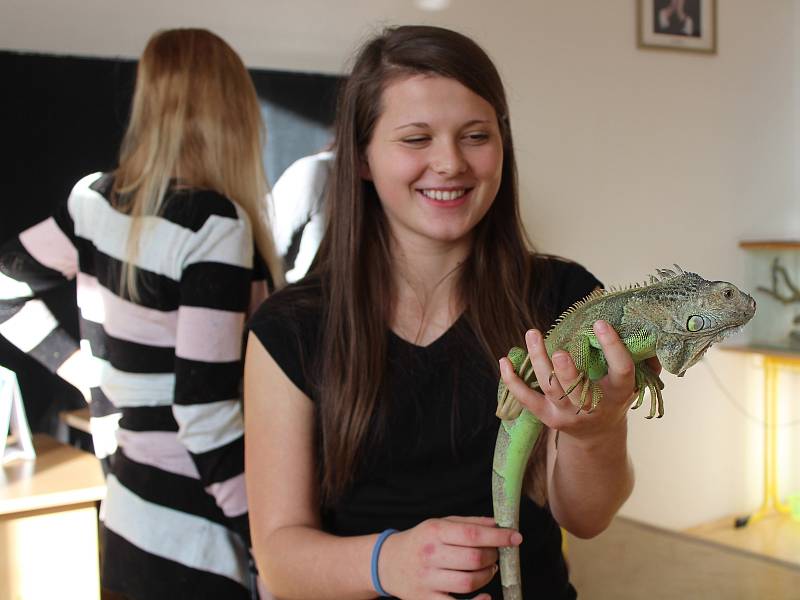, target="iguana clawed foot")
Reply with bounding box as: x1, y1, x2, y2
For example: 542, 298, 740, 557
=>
560, 372, 603, 414
499, 349, 661, 420
497, 349, 609, 419
631, 363, 665, 418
